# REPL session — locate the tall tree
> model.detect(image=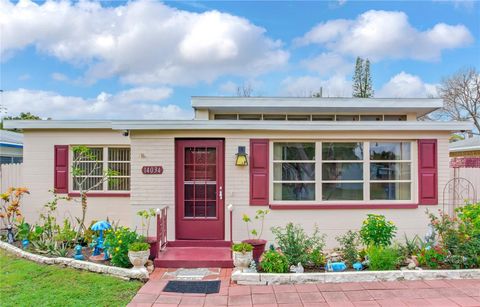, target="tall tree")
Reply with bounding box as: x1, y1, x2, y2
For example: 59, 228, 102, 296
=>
352, 57, 364, 98
438, 67, 480, 132
1, 112, 42, 129
352, 57, 374, 98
